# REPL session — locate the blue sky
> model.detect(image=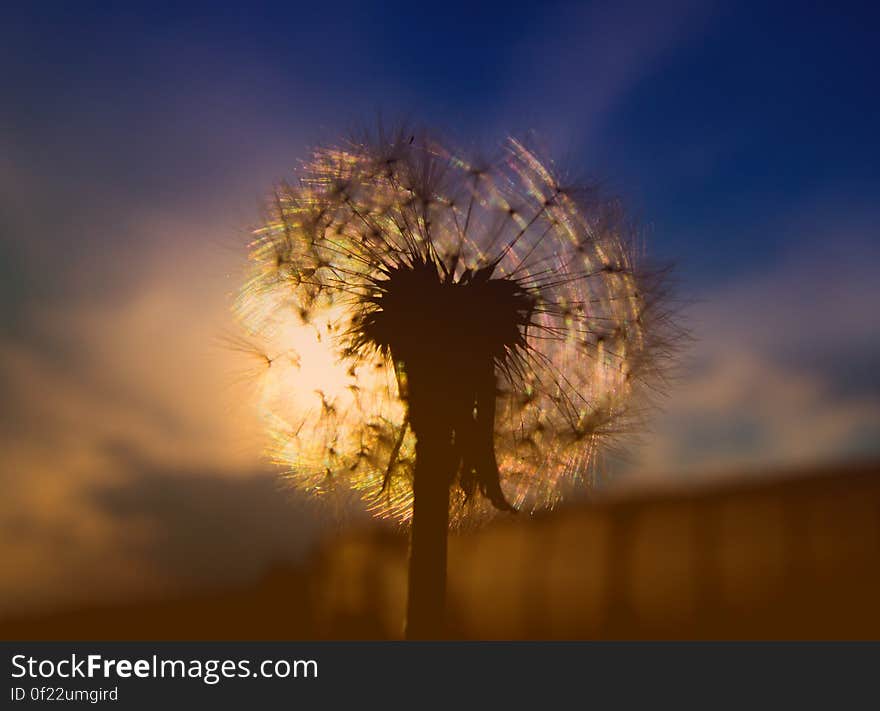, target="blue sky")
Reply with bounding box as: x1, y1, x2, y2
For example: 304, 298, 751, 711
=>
1, 1, 878, 610
4, 1, 878, 277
